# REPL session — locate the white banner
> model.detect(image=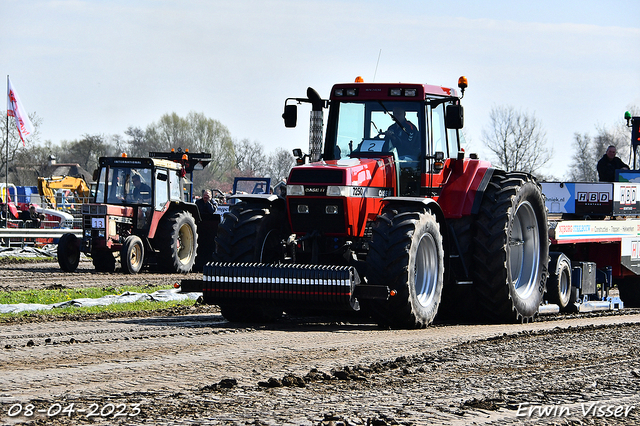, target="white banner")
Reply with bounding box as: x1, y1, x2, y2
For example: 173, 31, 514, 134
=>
7, 77, 34, 144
